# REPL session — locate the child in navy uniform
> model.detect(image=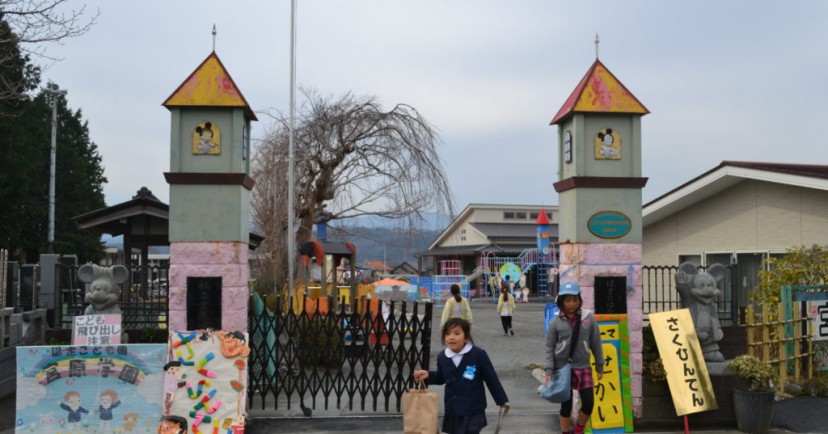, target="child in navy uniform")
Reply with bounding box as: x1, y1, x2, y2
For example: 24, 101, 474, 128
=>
544, 281, 604, 434
414, 318, 509, 434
